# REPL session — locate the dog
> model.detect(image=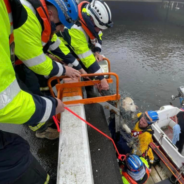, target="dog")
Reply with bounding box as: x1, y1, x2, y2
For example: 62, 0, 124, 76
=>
117, 97, 138, 133
109, 97, 138, 154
